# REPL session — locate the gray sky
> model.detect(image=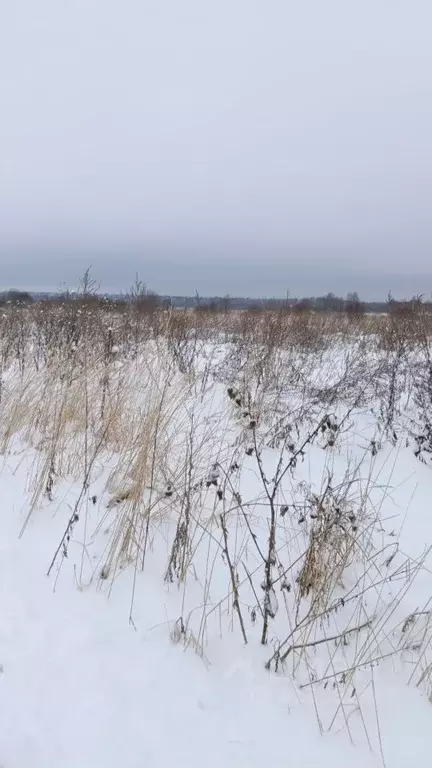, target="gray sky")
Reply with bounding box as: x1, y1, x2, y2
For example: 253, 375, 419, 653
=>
1, 0, 432, 298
